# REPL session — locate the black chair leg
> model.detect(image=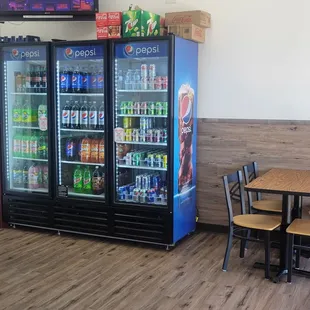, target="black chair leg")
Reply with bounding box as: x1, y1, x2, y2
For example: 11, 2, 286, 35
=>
264, 231, 270, 279
222, 227, 233, 271
240, 229, 251, 258
295, 236, 301, 269
288, 234, 294, 283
